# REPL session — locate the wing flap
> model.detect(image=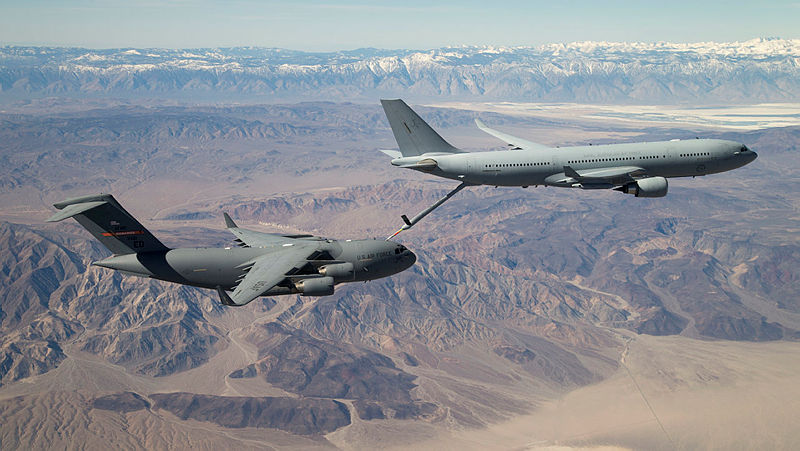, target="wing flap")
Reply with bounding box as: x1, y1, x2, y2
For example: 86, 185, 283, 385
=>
569, 166, 647, 180
562, 165, 647, 186
475, 119, 551, 151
